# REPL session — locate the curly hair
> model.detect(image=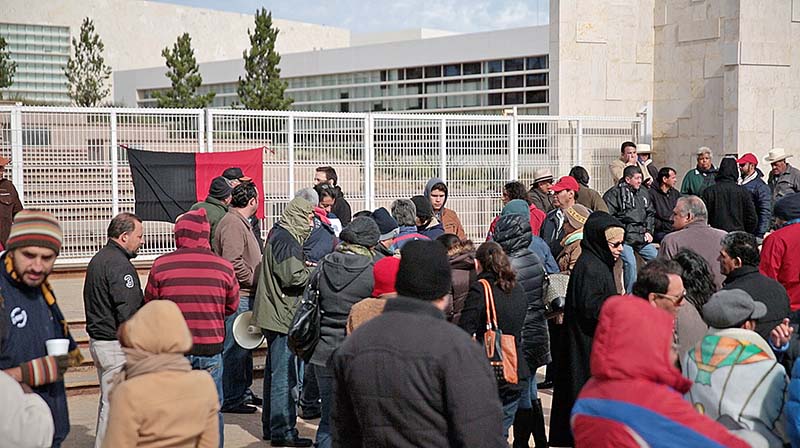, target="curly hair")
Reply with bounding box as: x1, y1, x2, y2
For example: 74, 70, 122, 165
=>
476, 241, 516, 294
672, 248, 717, 314
437, 234, 475, 257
